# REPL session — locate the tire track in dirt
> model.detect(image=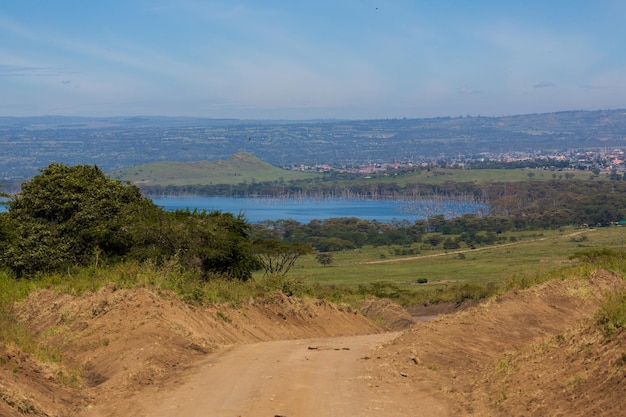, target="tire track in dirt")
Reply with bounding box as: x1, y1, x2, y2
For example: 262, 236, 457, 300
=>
142, 332, 406, 417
